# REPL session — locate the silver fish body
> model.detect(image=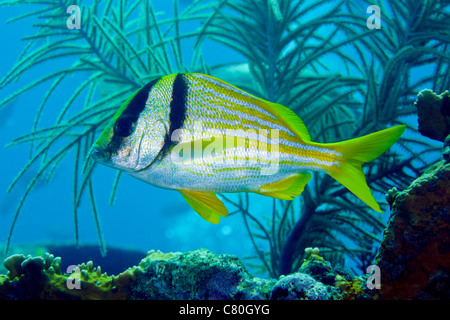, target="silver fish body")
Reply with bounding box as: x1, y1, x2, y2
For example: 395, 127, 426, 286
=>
96, 73, 315, 192
92, 73, 405, 223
